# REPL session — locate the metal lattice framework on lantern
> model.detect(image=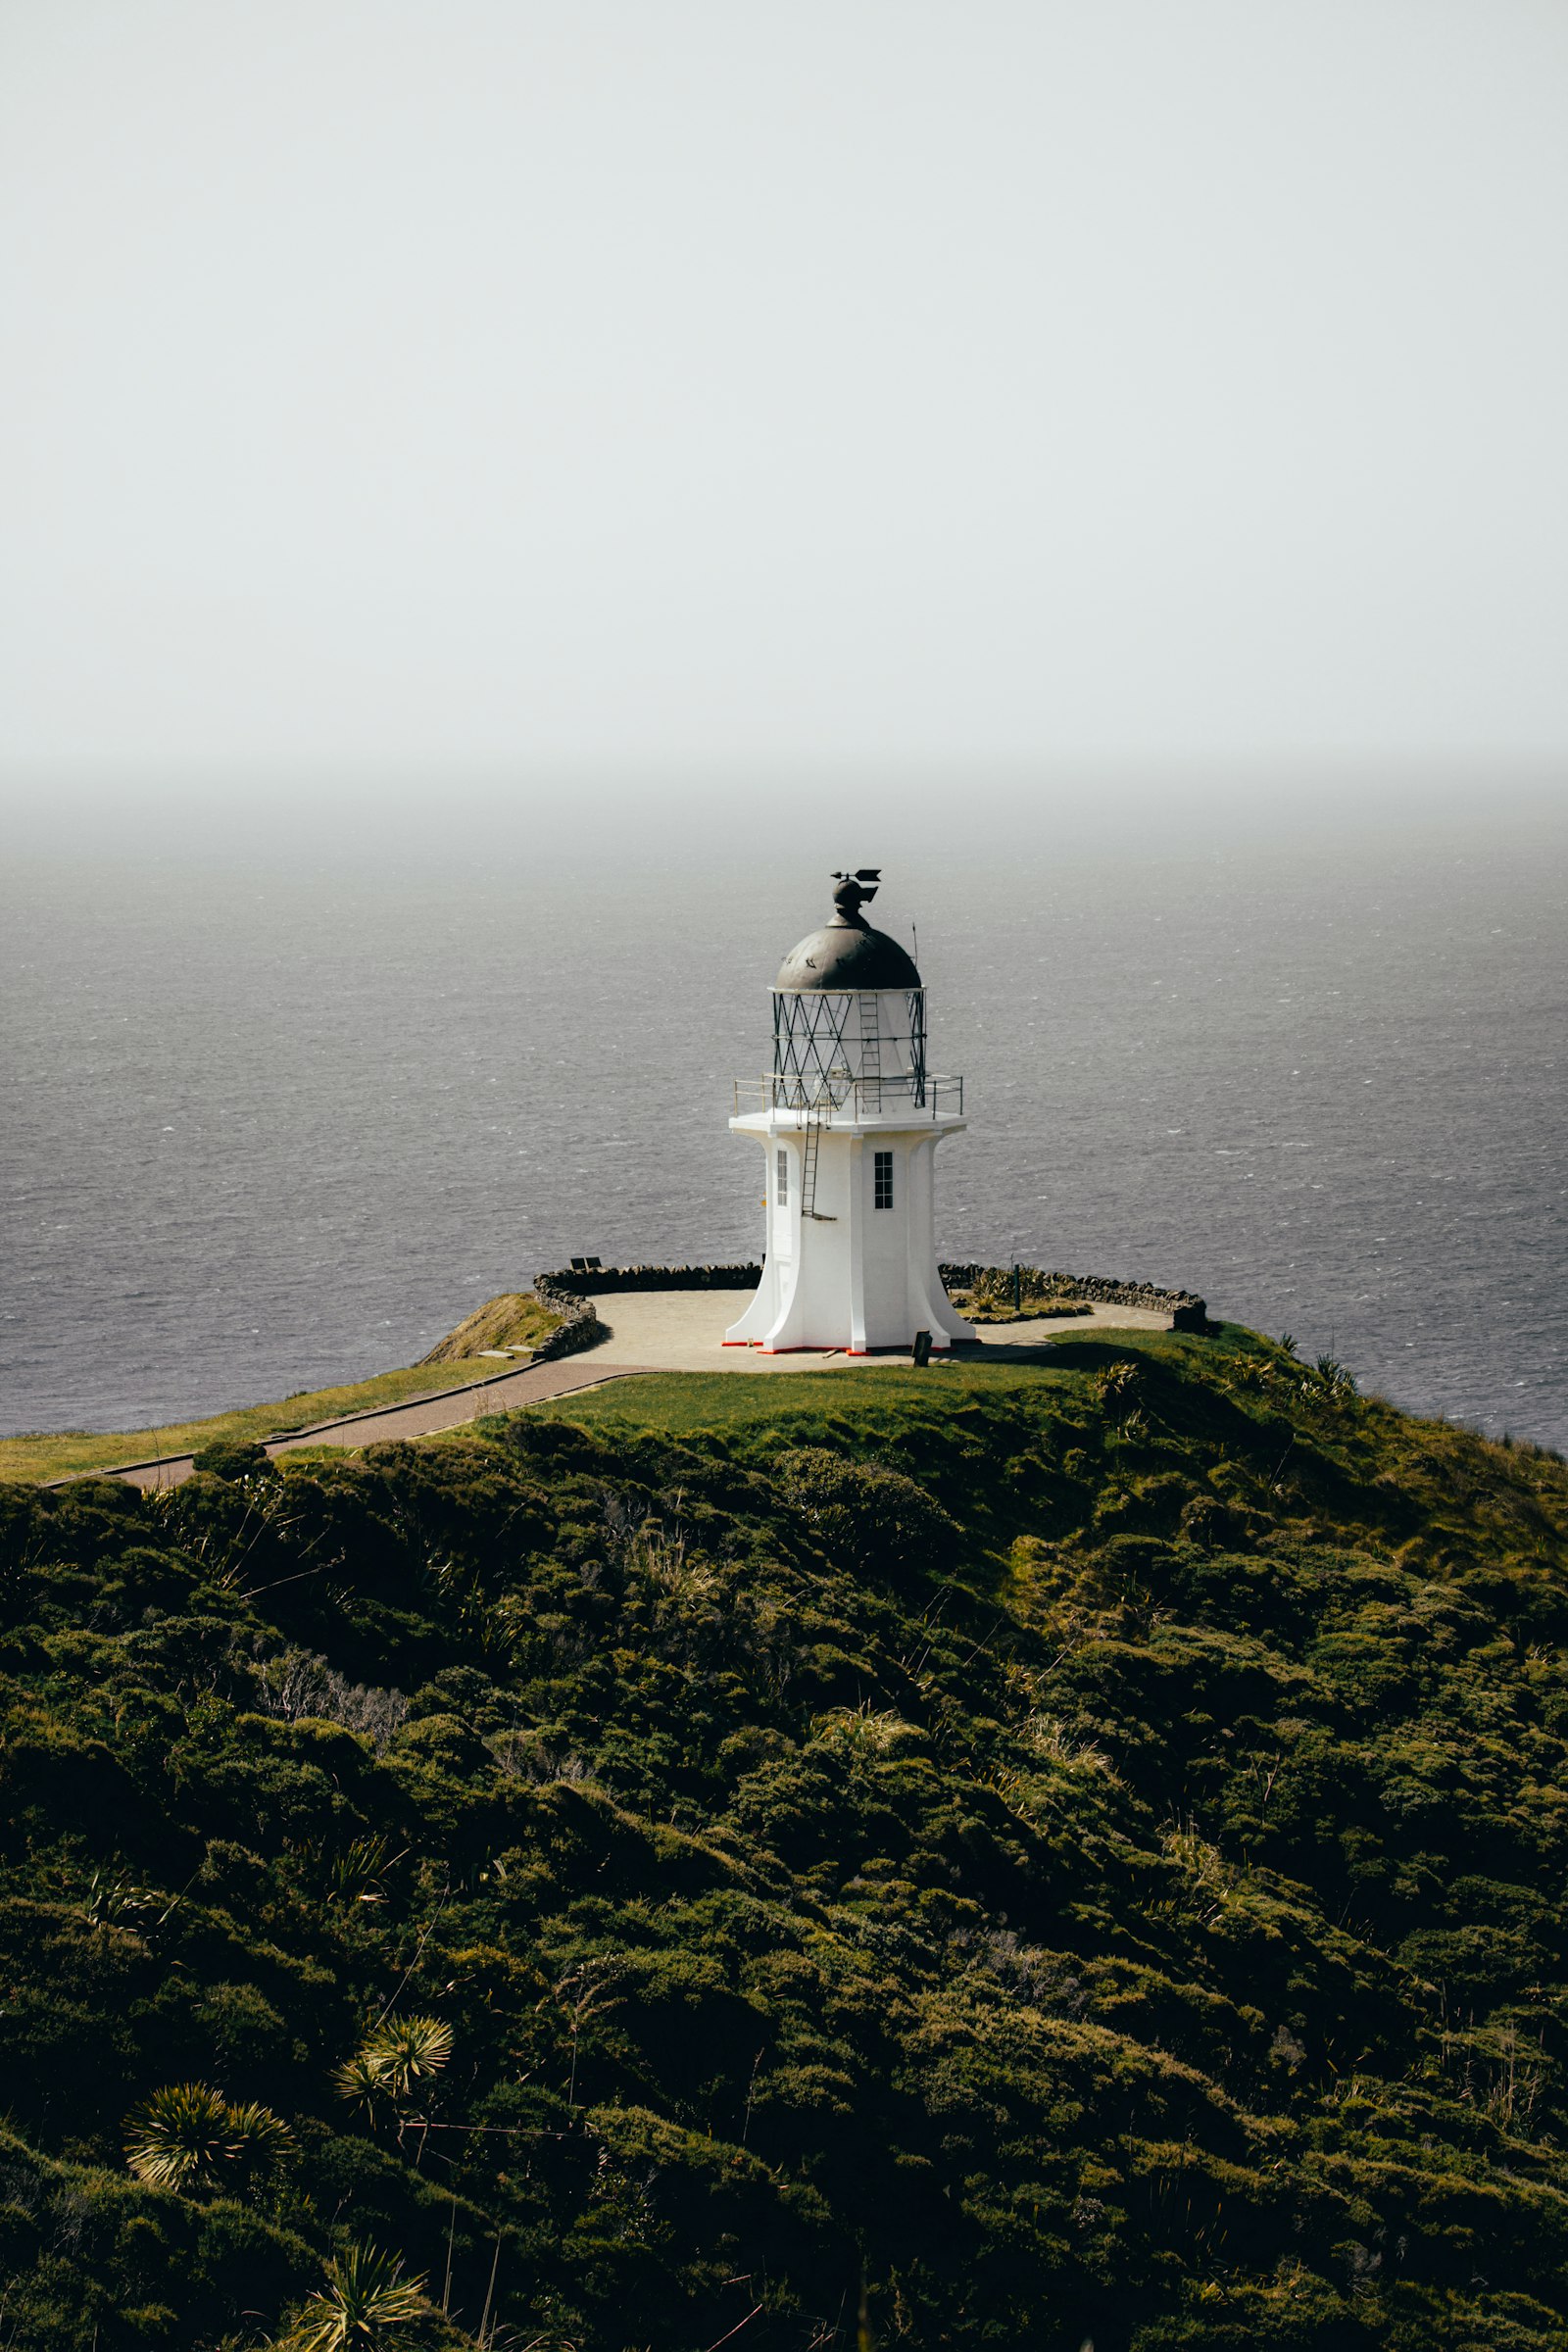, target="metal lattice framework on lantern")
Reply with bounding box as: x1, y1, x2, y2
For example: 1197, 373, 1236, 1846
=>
769, 985, 928, 1110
